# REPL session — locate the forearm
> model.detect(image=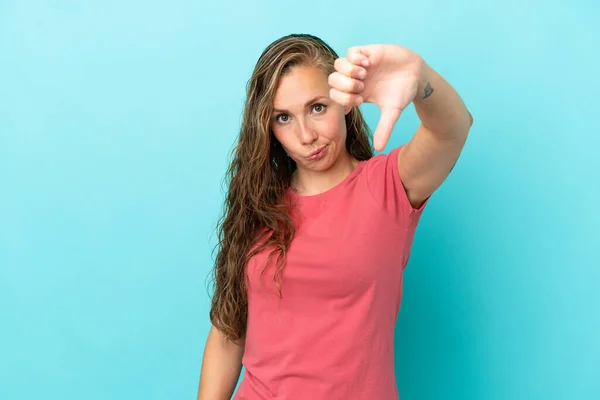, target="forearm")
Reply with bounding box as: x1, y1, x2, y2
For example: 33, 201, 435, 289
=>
413, 60, 473, 139
197, 325, 245, 400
